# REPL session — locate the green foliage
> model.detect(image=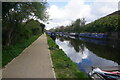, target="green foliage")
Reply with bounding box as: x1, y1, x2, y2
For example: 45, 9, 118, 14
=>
73, 19, 81, 32
25, 19, 42, 35
40, 23, 45, 33
2, 34, 41, 68
52, 18, 86, 33
2, 2, 48, 67
47, 35, 88, 78
2, 2, 48, 46
85, 15, 119, 33
53, 12, 119, 33
32, 2, 48, 21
